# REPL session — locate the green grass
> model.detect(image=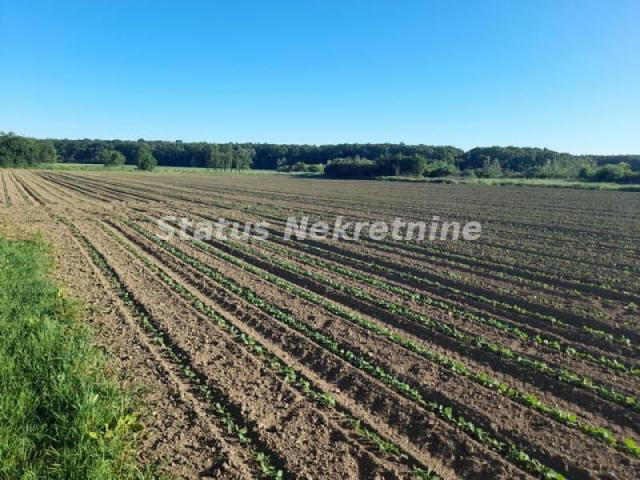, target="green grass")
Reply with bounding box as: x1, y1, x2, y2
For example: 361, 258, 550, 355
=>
377, 175, 640, 191
30, 163, 277, 175
31, 163, 137, 171
0, 233, 154, 479
453, 177, 640, 190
